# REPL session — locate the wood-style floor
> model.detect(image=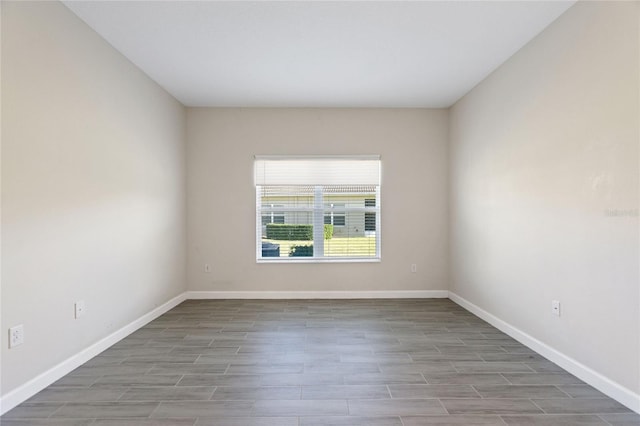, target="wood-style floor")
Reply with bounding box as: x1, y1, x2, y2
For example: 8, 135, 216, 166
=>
1, 299, 638, 425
